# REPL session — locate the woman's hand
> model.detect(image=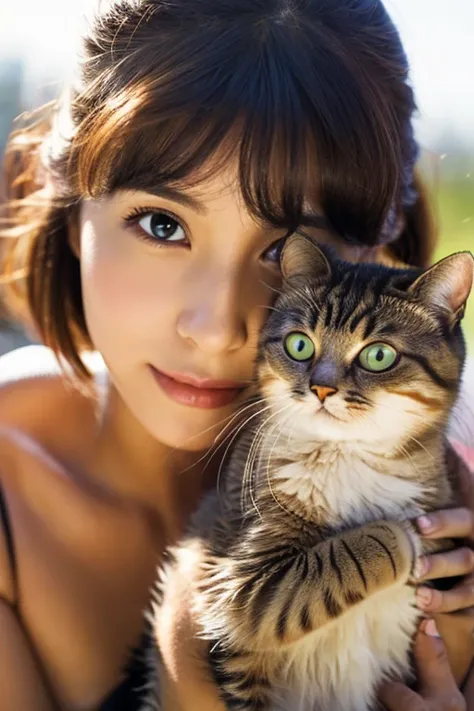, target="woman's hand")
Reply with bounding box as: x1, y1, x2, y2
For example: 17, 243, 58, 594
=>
413, 505, 474, 615
414, 441, 474, 616
378, 620, 466, 711
412, 441, 474, 689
